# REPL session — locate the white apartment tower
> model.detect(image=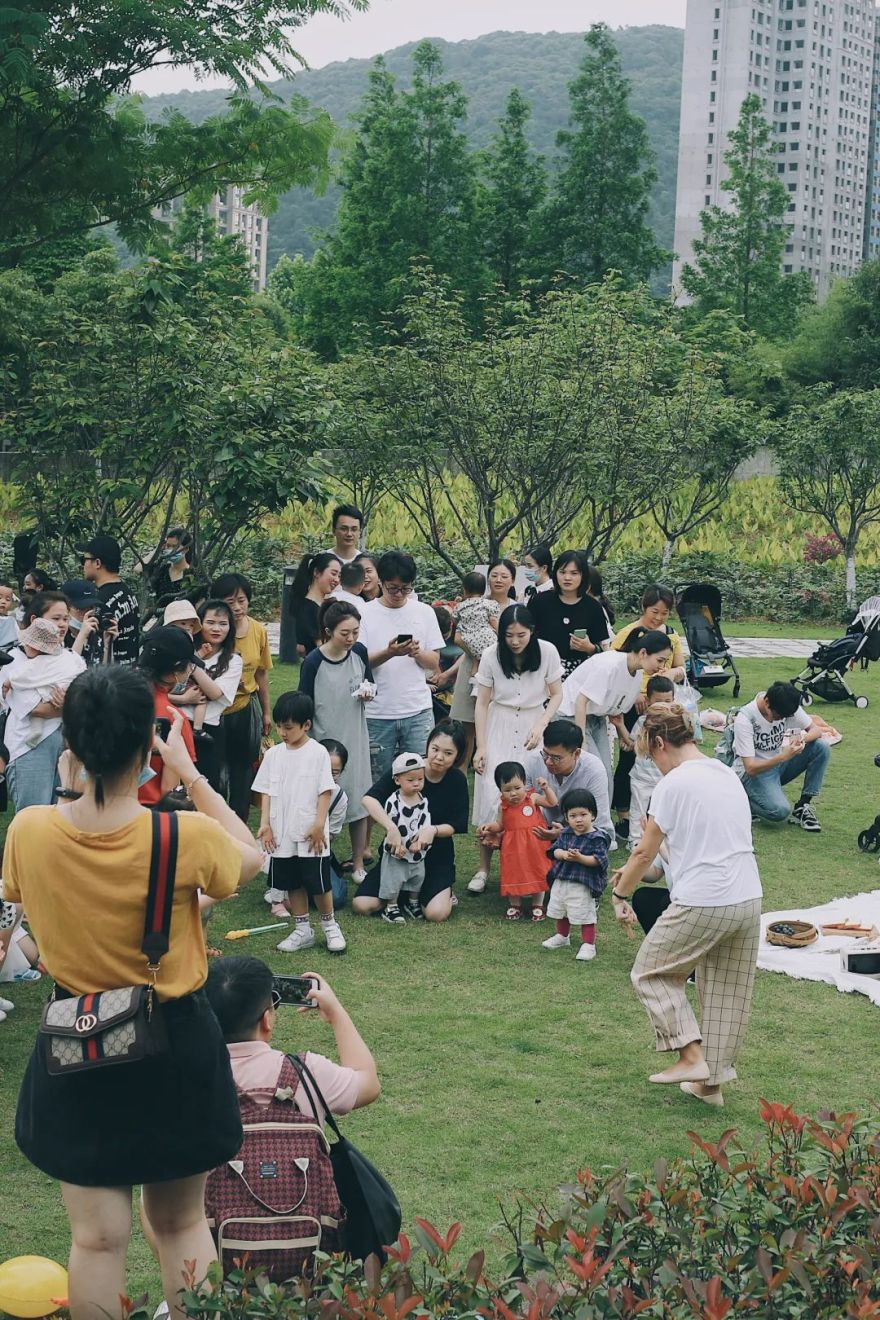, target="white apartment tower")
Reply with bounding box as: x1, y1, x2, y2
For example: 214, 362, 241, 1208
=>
157, 188, 269, 292
672, 0, 876, 301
